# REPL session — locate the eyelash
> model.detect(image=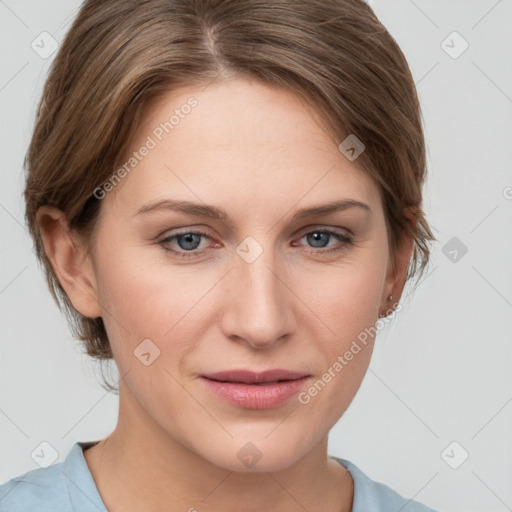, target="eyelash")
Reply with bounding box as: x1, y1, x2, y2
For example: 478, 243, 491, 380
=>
158, 228, 354, 259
